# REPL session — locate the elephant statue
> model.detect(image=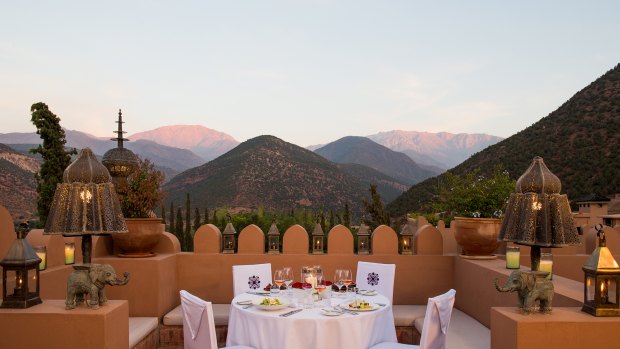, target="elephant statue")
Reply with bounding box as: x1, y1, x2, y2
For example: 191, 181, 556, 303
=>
66, 264, 130, 310
495, 270, 554, 314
